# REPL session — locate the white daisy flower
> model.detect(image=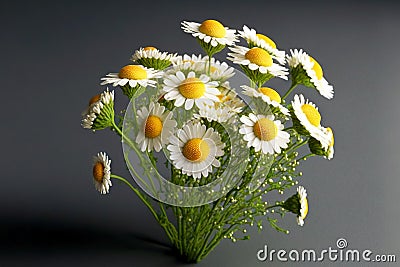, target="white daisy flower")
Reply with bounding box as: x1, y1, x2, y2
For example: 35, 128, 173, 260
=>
81, 89, 115, 130
296, 186, 309, 226
241, 85, 289, 115
287, 49, 334, 99
227, 45, 288, 85
291, 94, 330, 148
92, 152, 112, 194
163, 71, 220, 110
136, 102, 177, 152
167, 122, 225, 179
194, 103, 235, 123
238, 25, 286, 64
216, 82, 245, 114
239, 113, 290, 155
100, 64, 163, 88
308, 126, 335, 160
207, 58, 235, 81
131, 46, 178, 70
181, 19, 238, 47
81, 94, 102, 117
170, 54, 208, 72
